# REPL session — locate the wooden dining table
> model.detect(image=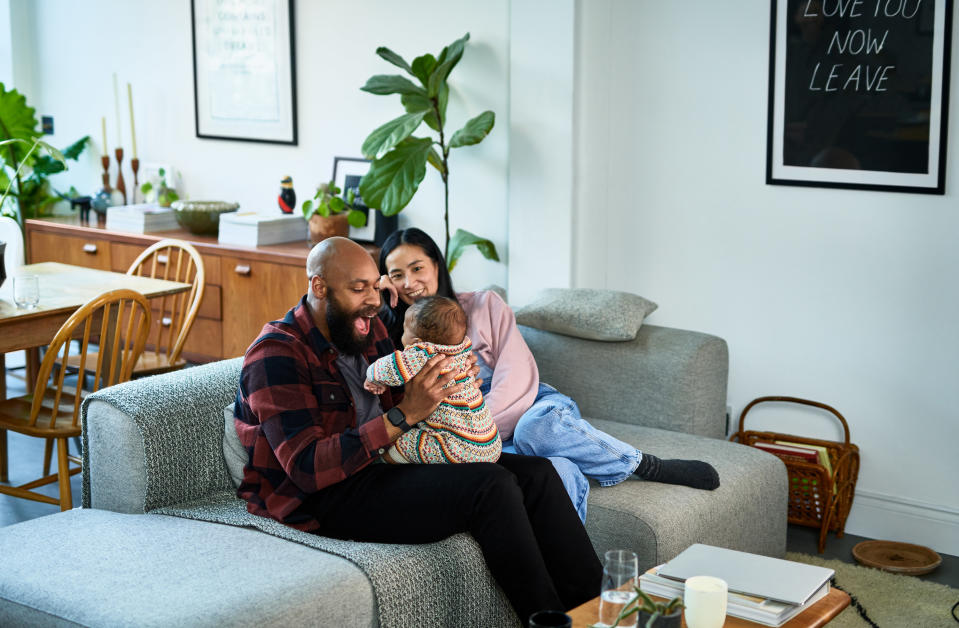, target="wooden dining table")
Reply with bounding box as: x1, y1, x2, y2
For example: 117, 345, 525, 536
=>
0, 262, 191, 399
